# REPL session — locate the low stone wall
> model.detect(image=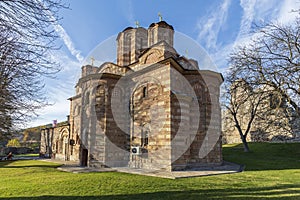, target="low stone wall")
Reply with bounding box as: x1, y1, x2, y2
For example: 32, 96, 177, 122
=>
0, 147, 36, 155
